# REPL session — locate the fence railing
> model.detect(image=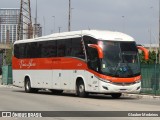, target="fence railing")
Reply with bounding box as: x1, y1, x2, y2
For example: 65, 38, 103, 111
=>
141, 64, 160, 95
